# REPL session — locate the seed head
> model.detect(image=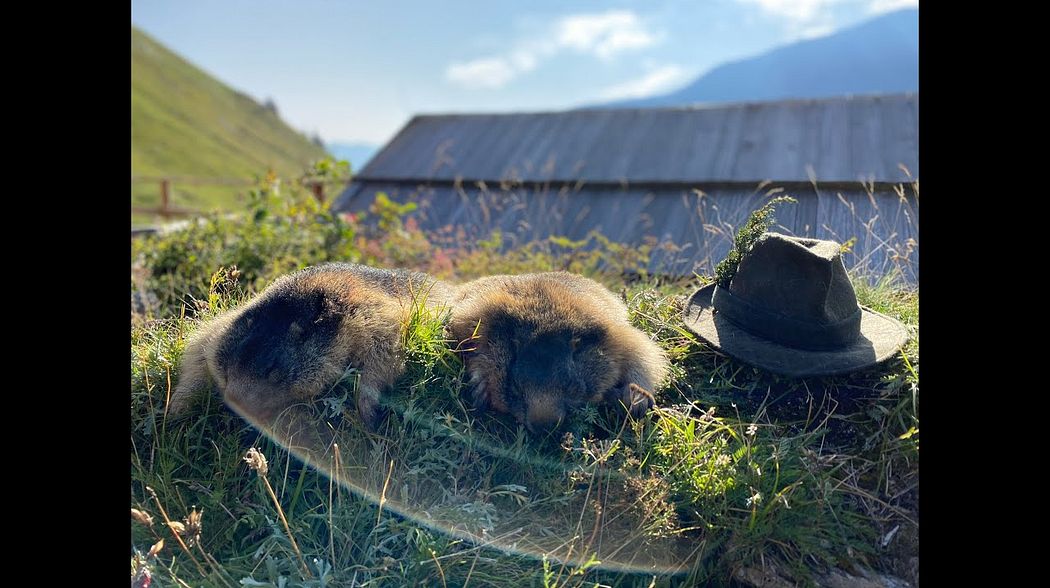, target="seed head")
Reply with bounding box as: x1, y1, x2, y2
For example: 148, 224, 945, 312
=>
131, 508, 154, 527
182, 508, 203, 547
244, 447, 269, 476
